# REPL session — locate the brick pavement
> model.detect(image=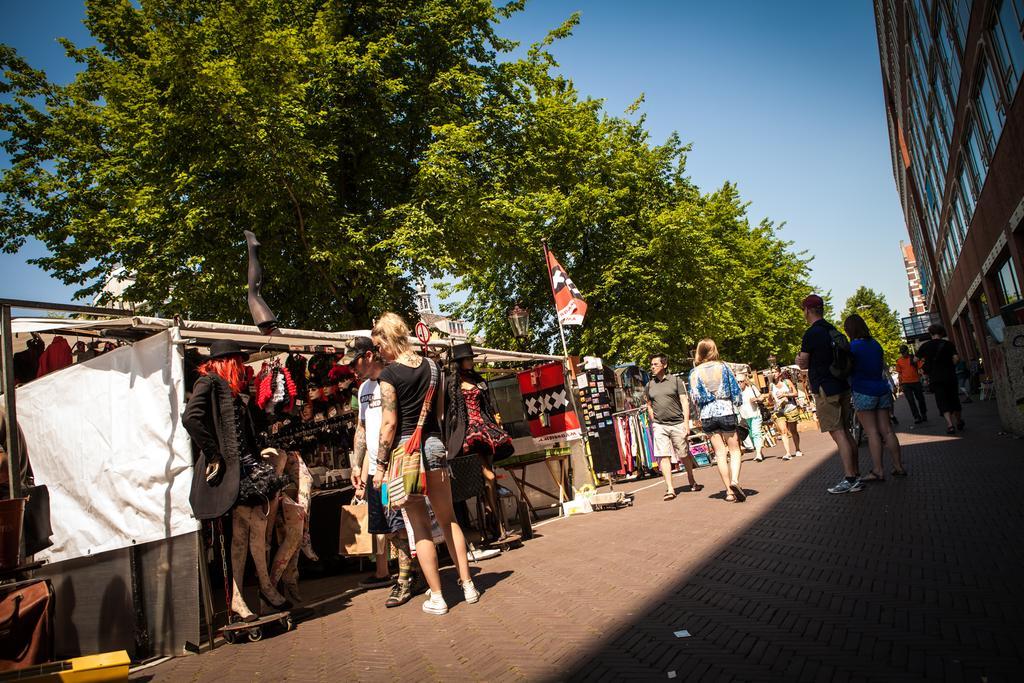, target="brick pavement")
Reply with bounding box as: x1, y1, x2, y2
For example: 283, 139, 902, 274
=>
134, 397, 1024, 682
